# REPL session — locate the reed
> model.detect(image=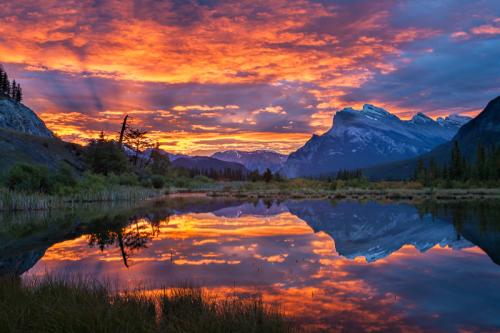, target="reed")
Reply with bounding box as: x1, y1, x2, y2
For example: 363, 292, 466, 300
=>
0, 186, 161, 212
0, 276, 296, 333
